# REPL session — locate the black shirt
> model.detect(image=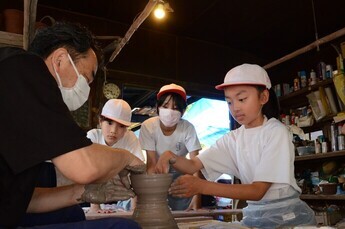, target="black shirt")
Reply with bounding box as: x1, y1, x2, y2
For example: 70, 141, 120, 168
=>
0, 47, 92, 227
